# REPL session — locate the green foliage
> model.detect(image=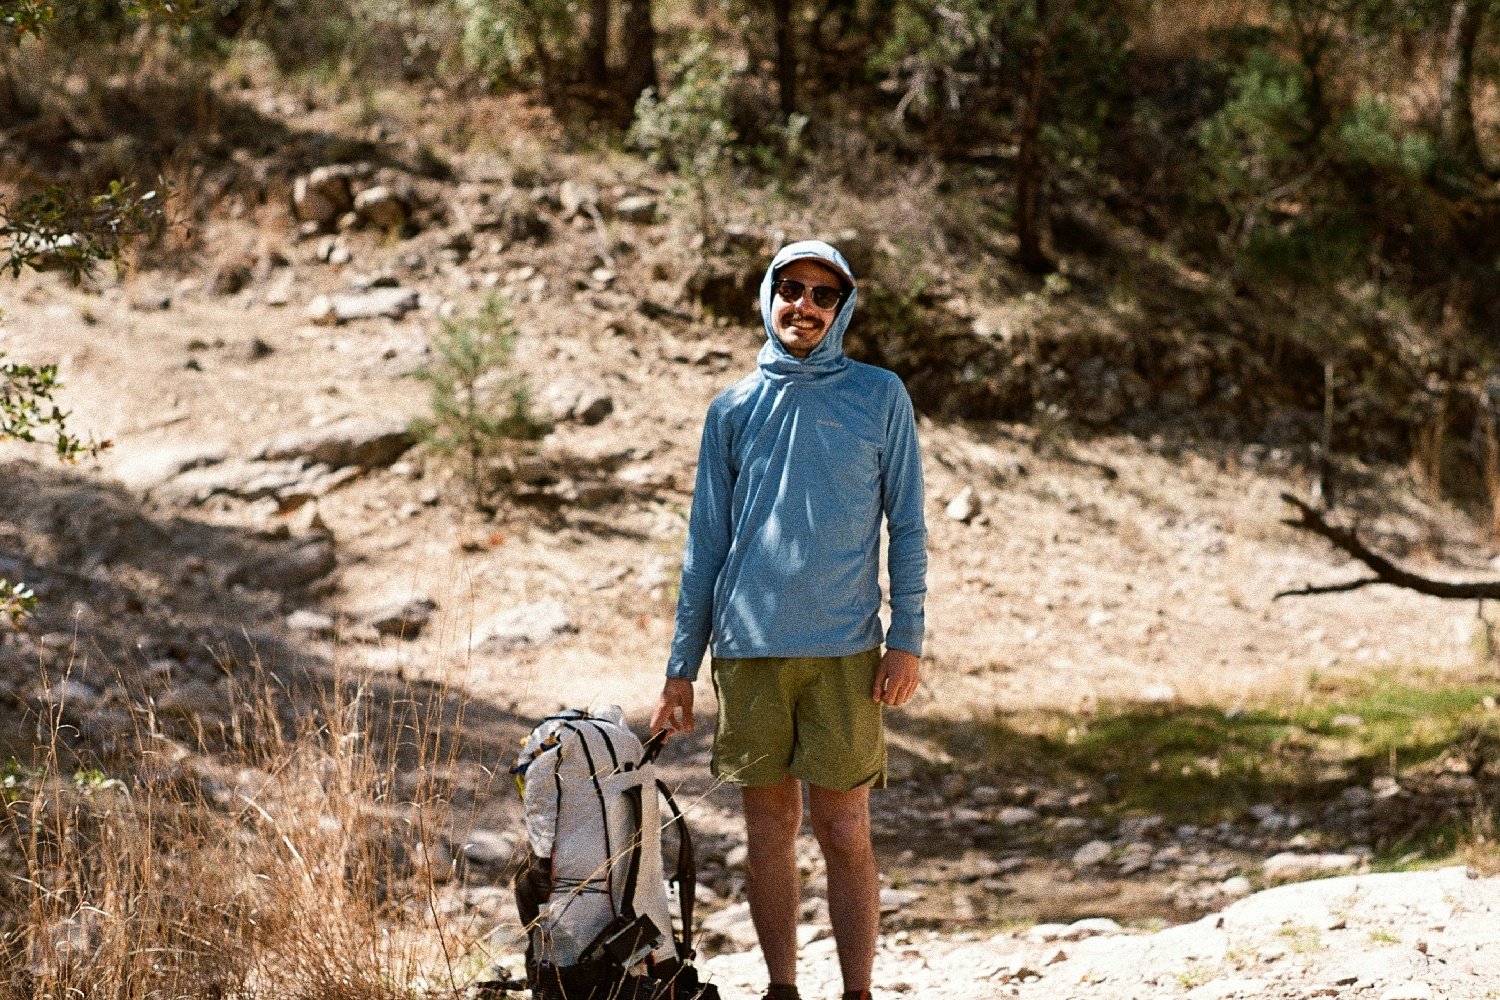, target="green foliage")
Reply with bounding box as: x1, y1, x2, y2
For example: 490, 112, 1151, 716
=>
1332, 95, 1435, 181
628, 39, 737, 240
412, 294, 546, 511
1195, 48, 1441, 288
1197, 49, 1311, 210
0, 757, 122, 803
915, 670, 1495, 828
0, 182, 161, 284
234, 0, 450, 83
863, 0, 1126, 157
0, 0, 202, 45
0, 580, 36, 626
0, 351, 103, 623
739, 112, 810, 188
0, 0, 54, 37
456, 0, 574, 92
0, 757, 29, 803
1, 353, 108, 461
869, 0, 1002, 126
